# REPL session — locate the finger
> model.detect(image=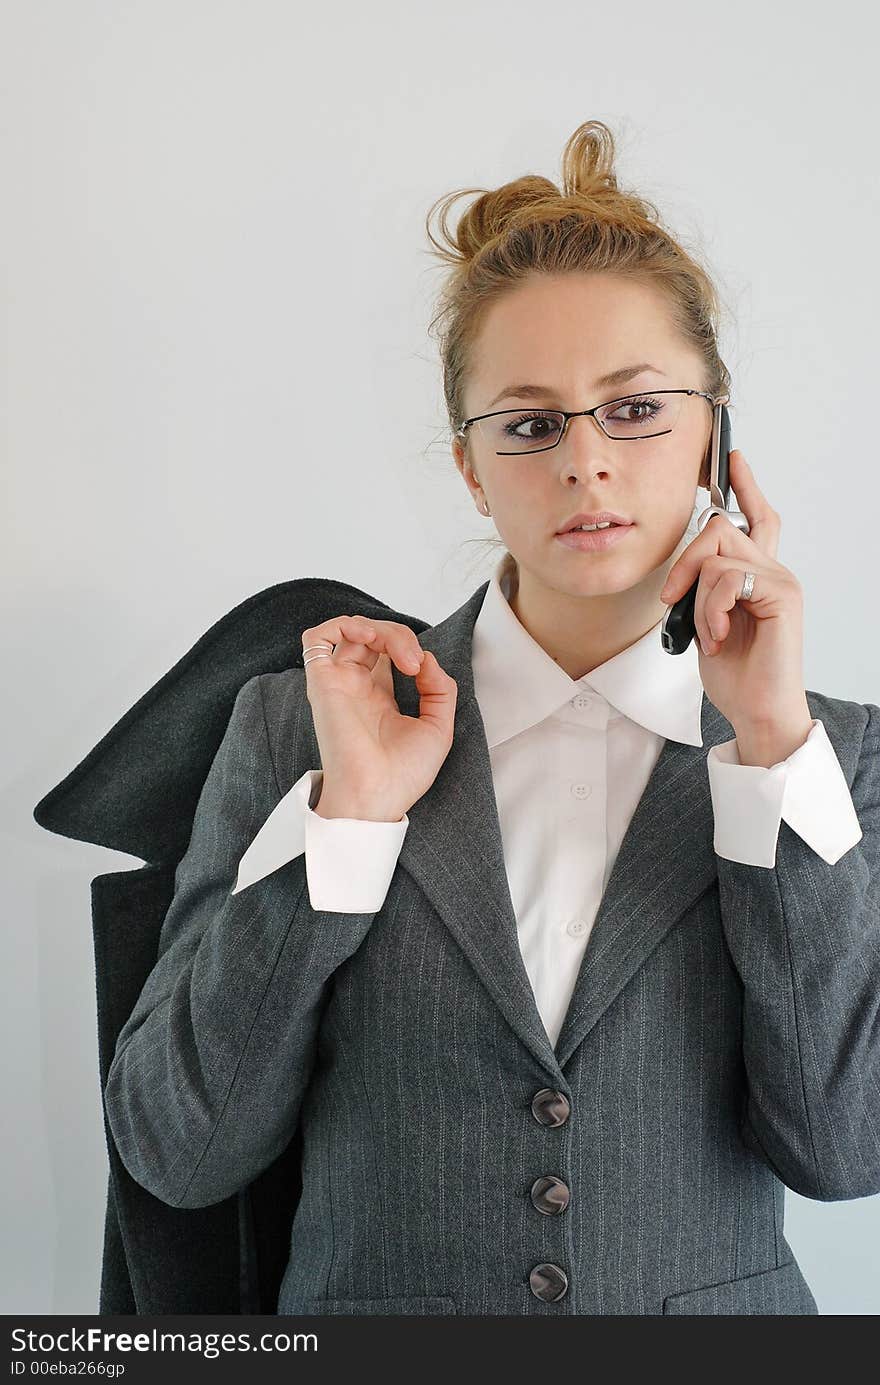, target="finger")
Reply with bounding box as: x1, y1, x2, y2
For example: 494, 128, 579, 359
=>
699, 563, 764, 650
368, 623, 429, 675
412, 650, 458, 737
659, 515, 724, 605
302, 614, 377, 671
694, 558, 722, 652
302, 616, 424, 676
727, 451, 780, 560
661, 505, 769, 606
372, 650, 396, 696
363, 619, 426, 674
